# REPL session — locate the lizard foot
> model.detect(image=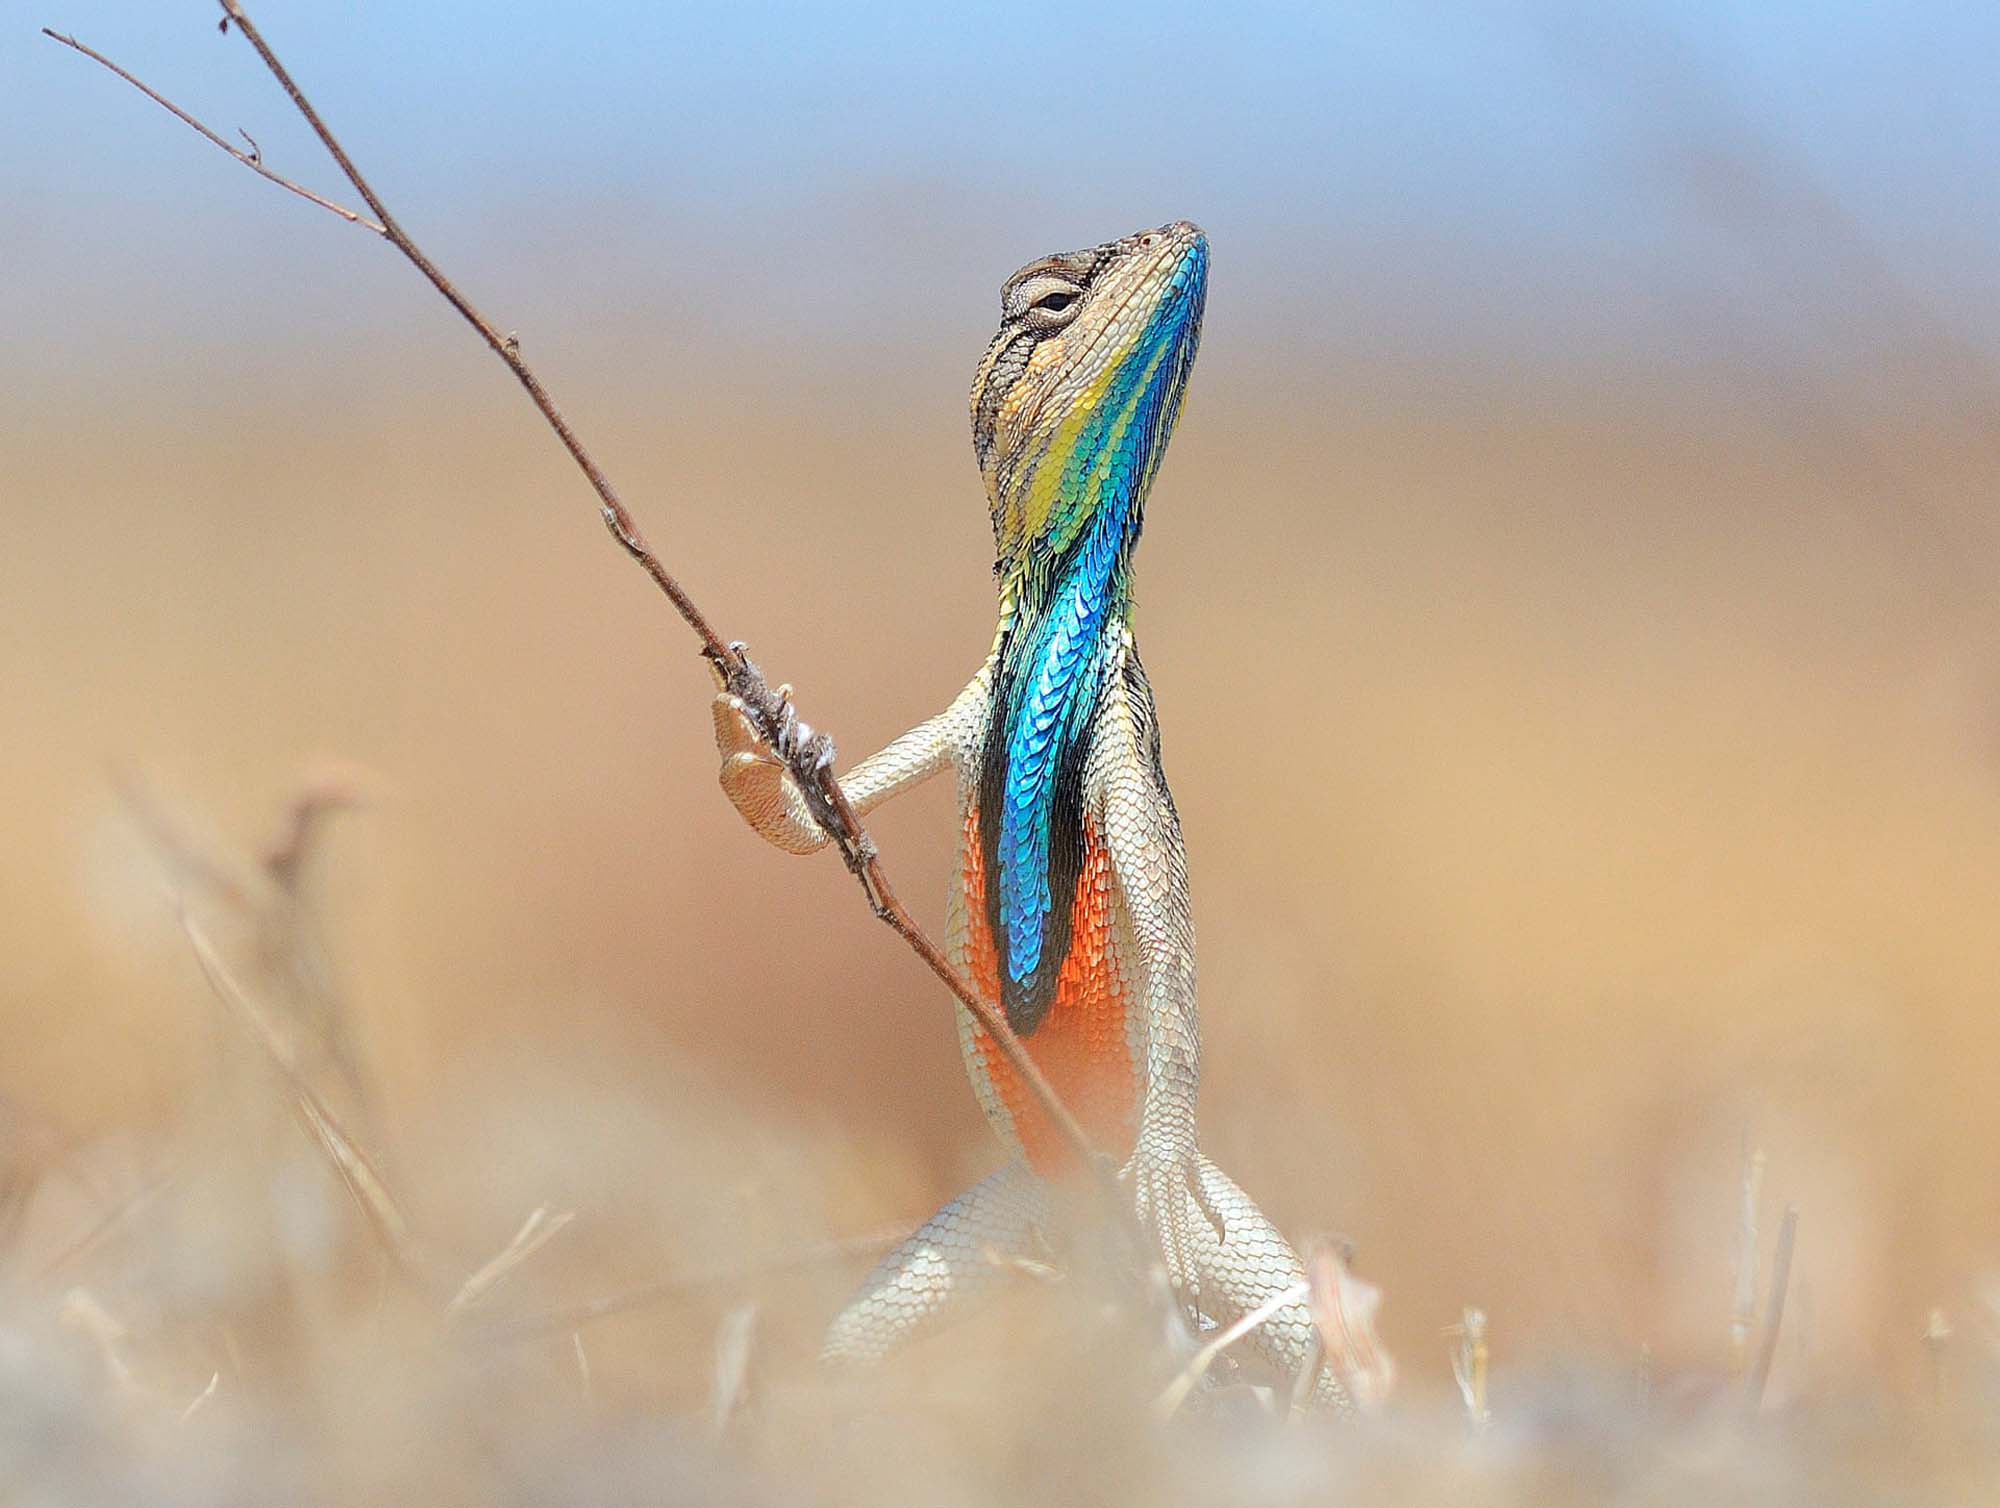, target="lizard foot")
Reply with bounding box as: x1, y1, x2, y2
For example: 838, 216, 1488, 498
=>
711, 689, 834, 854
1125, 1151, 1217, 1301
